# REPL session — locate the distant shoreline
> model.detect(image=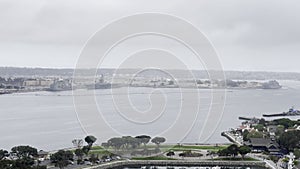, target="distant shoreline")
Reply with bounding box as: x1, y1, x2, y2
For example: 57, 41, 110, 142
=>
1, 67, 300, 80
0, 83, 282, 96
